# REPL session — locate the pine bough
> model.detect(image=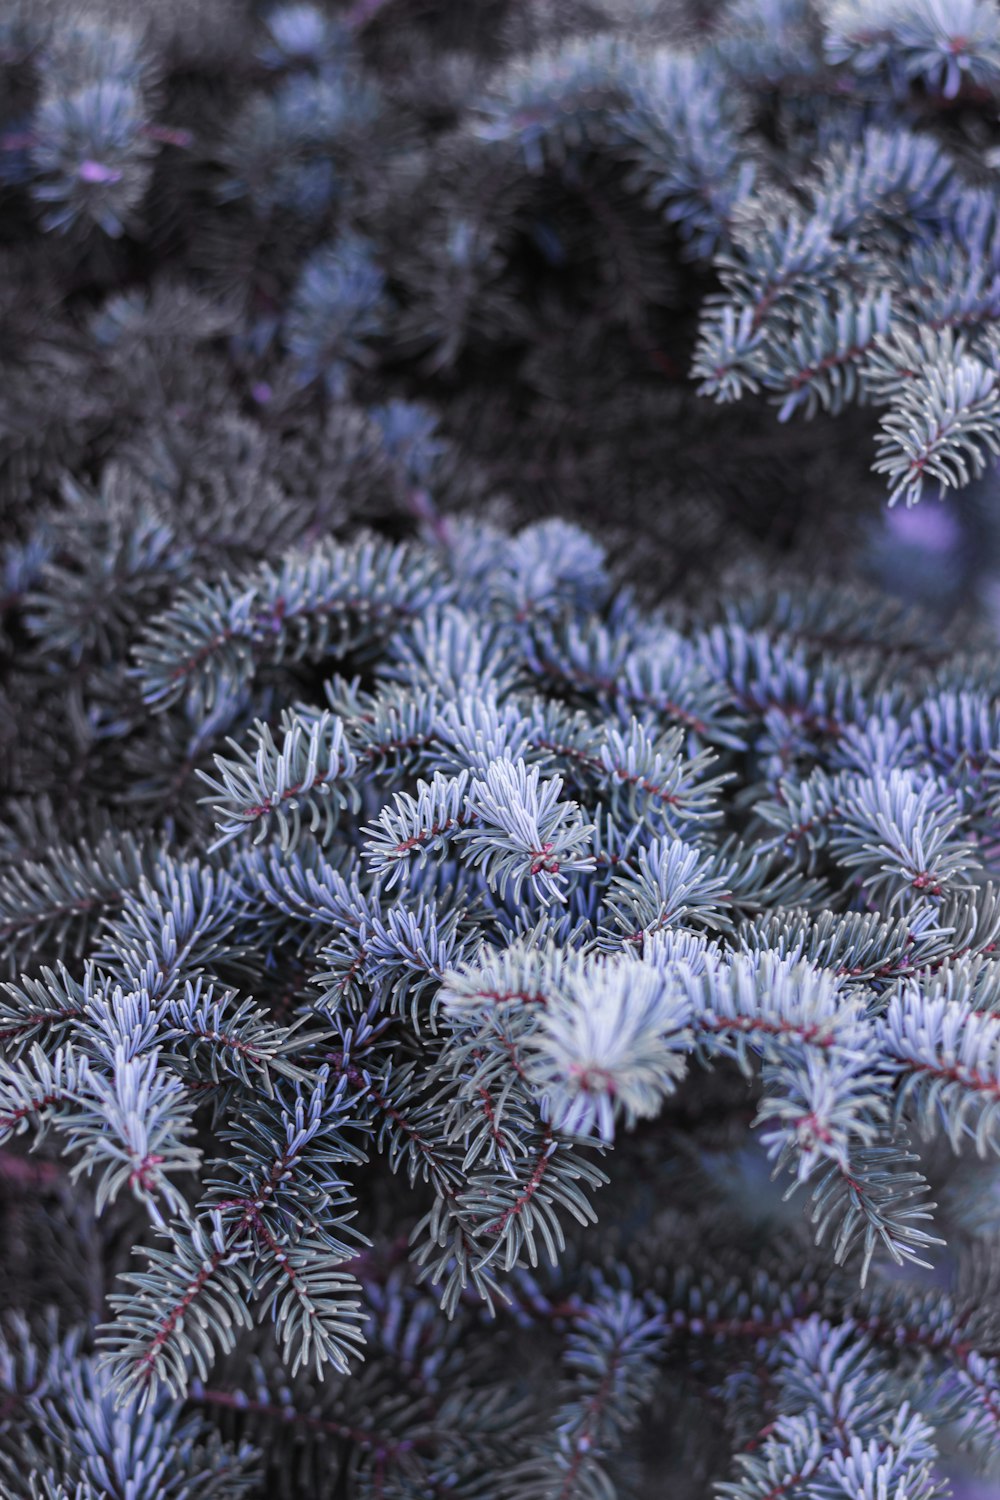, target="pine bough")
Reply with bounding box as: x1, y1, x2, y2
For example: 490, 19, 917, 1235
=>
3, 513, 1000, 1495
3, 0, 1000, 1493
7, 0, 1000, 512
